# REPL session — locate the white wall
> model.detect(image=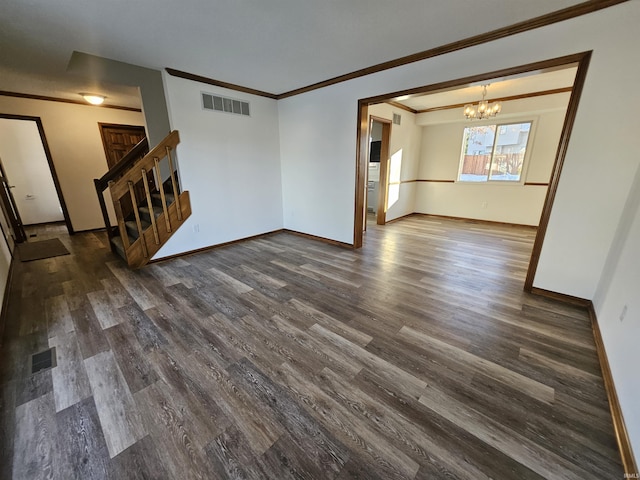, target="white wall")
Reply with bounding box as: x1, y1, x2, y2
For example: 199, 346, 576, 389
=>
0, 96, 145, 231
277, 2, 640, 457
594, 161, 640, 460
368, 104, 422, 221
279, 85, 357, 242
154, 73, 283, 258
414, 94, 569, 225
0, 118, 64, 225
278, 1, 639, 296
